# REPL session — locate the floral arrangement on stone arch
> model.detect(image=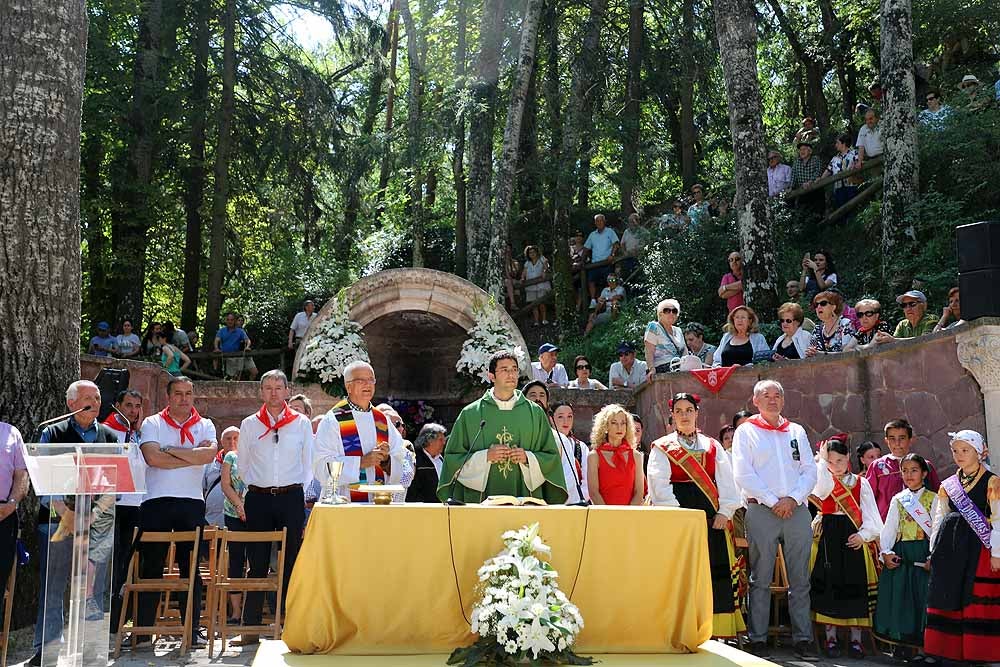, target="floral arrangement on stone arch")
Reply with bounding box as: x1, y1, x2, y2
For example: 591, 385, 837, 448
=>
296, 291, 368, 396
456, 297, 529, 386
